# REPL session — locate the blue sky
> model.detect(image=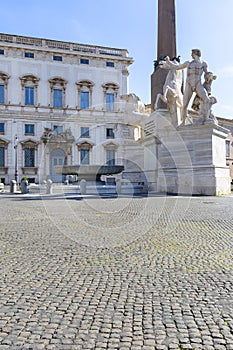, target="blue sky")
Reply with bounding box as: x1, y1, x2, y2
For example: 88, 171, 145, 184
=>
1, 0, 233, 118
